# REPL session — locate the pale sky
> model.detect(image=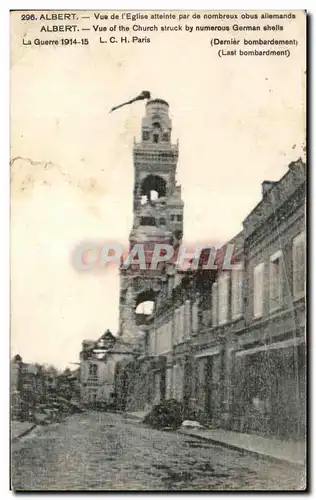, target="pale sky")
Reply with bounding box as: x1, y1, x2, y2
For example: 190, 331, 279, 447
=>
10, 11, 306, 368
